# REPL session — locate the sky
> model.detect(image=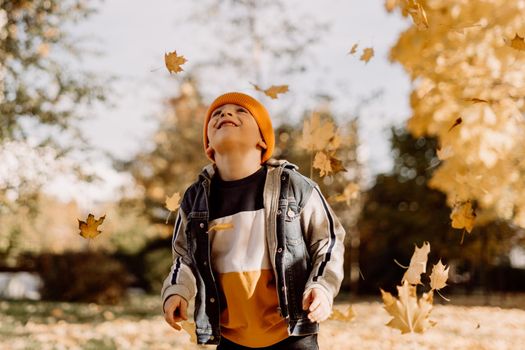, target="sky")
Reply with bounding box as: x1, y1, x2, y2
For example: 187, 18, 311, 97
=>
41, 0, 412, 208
